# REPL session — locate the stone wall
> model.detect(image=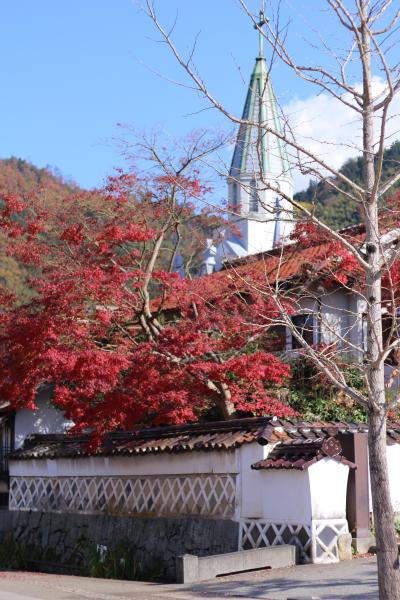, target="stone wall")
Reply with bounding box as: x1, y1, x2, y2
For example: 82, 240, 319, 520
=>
0, 510, 239, 581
